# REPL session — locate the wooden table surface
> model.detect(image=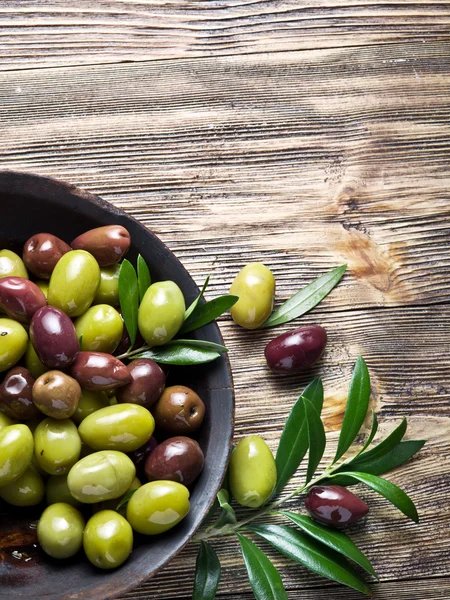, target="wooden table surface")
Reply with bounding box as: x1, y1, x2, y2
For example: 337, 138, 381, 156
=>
1, 2, 450, 598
